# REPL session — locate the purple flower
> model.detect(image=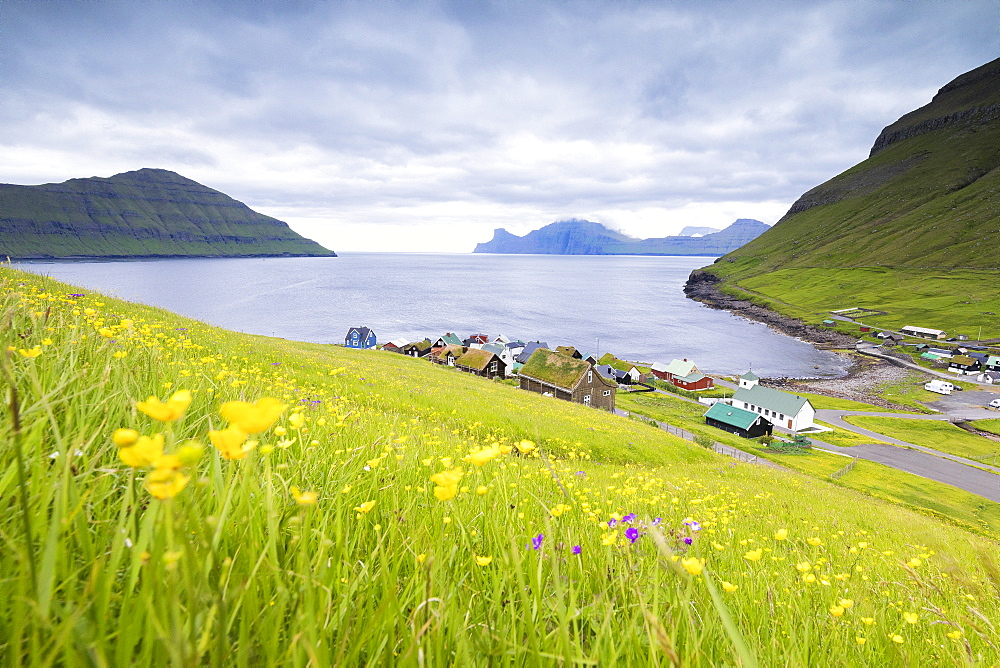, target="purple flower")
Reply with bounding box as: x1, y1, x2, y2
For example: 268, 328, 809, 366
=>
652, 518, 662, 526
607, 519, 618, 528
684, 520, 702, 532
528, 533, 544, 550
622, 513, 636, 523
572, 545, 582, 555
683, 537, 693, 545
625, 527, 640, 544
